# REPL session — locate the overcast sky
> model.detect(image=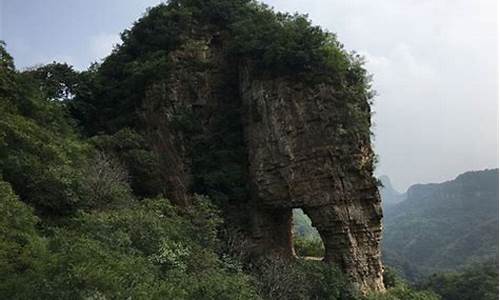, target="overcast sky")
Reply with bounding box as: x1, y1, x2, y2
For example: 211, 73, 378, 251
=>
1, 0, 498, 191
